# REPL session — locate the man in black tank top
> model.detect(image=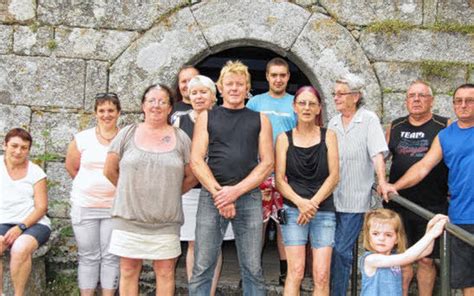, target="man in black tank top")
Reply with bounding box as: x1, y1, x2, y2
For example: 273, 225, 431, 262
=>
188, 61, 273, 295
383, 80, 449, 295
